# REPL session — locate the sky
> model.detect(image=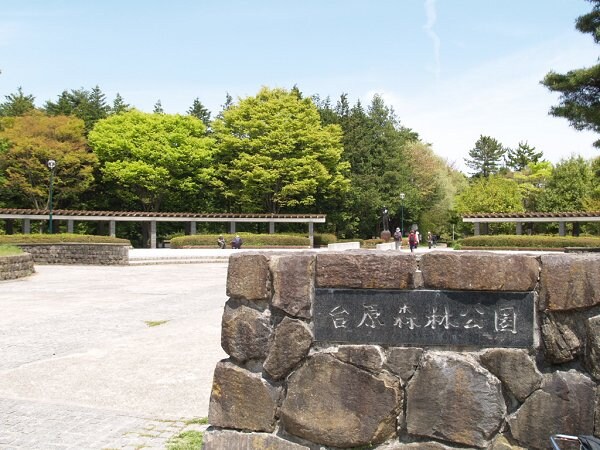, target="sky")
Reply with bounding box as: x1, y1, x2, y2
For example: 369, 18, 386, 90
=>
1, 0, 599, 172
